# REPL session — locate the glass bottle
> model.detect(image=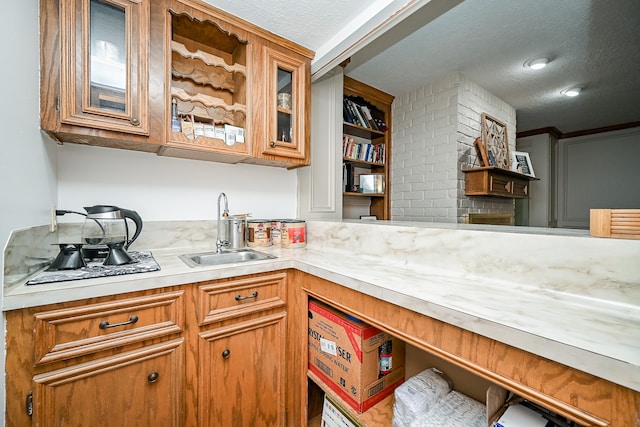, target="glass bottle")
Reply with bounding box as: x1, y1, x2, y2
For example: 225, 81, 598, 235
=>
171, 98, 181, 133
